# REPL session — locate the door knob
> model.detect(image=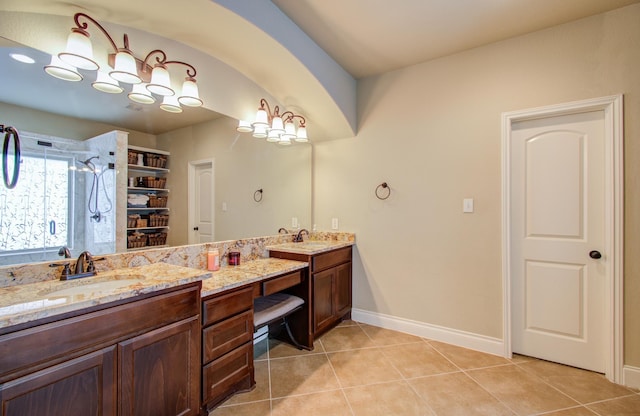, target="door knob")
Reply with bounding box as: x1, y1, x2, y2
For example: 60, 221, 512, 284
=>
589, 250, 602, 259
193, 226, 199, 231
